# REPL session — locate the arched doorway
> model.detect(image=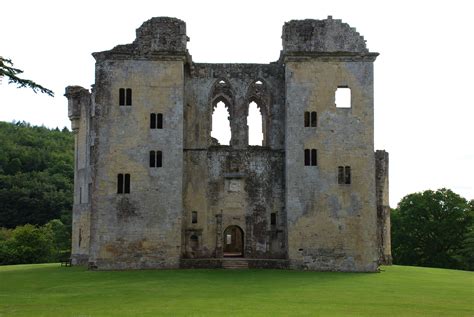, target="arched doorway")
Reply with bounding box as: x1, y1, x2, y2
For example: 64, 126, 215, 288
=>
223, 225, 244, 257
